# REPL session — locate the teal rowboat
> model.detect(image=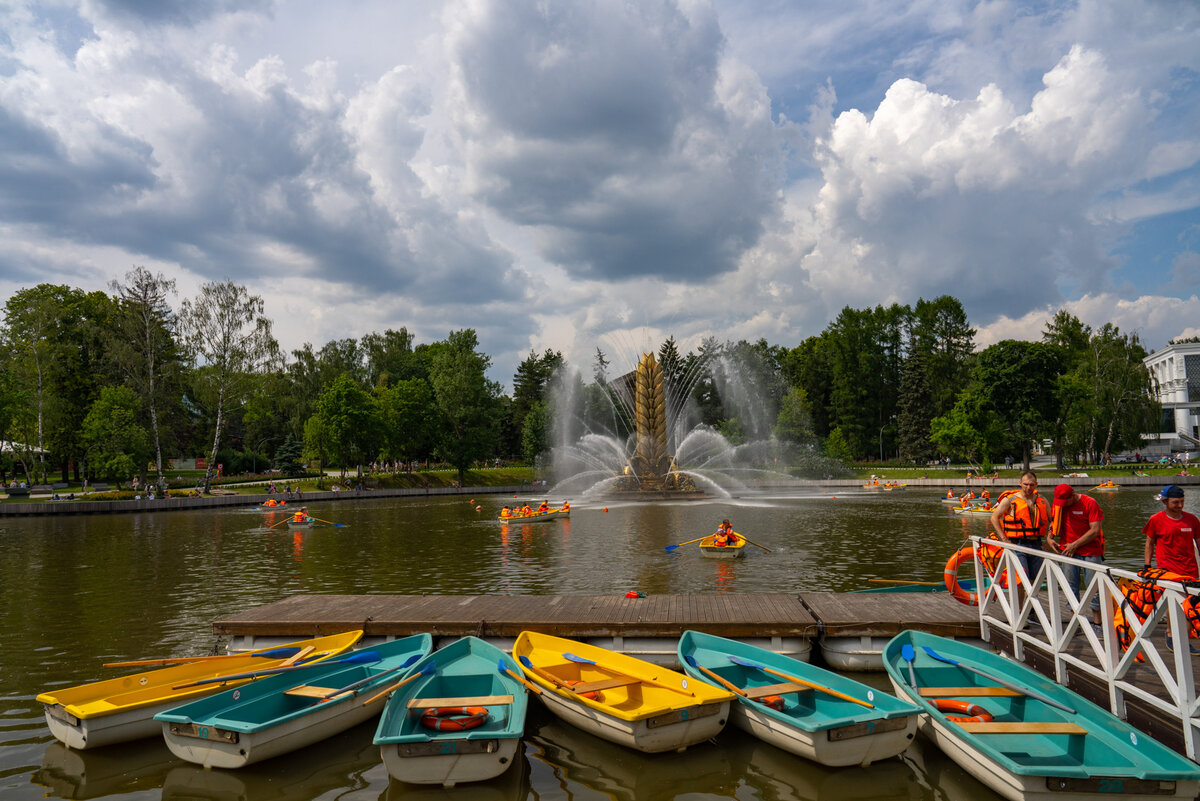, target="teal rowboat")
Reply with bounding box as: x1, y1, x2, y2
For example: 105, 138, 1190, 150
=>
374, 636, 529, 788
155, 634, 432, 768
678, 630, 918, 767
883, 631, 1200, 801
